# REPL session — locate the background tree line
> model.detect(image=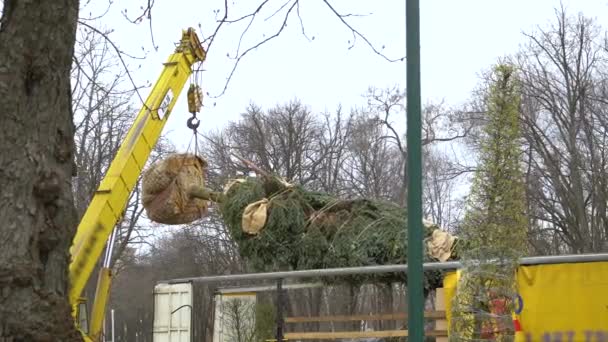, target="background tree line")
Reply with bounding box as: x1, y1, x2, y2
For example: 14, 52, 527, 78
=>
64, 4, 608, 342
